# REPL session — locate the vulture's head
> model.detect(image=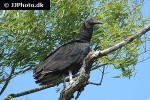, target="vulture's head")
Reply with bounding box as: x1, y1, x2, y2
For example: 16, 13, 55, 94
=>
78, 17, 102, 41
84, 17, 103, 28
